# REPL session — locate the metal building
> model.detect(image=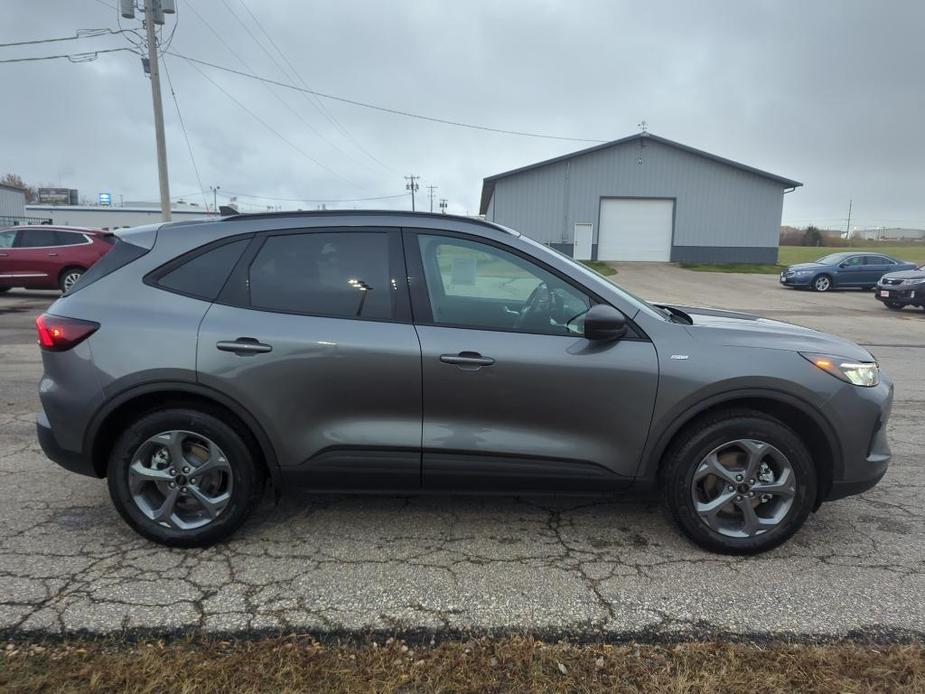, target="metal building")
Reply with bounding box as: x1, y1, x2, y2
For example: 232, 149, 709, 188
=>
0, 183, 28, 226
480, 133, 801, 263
